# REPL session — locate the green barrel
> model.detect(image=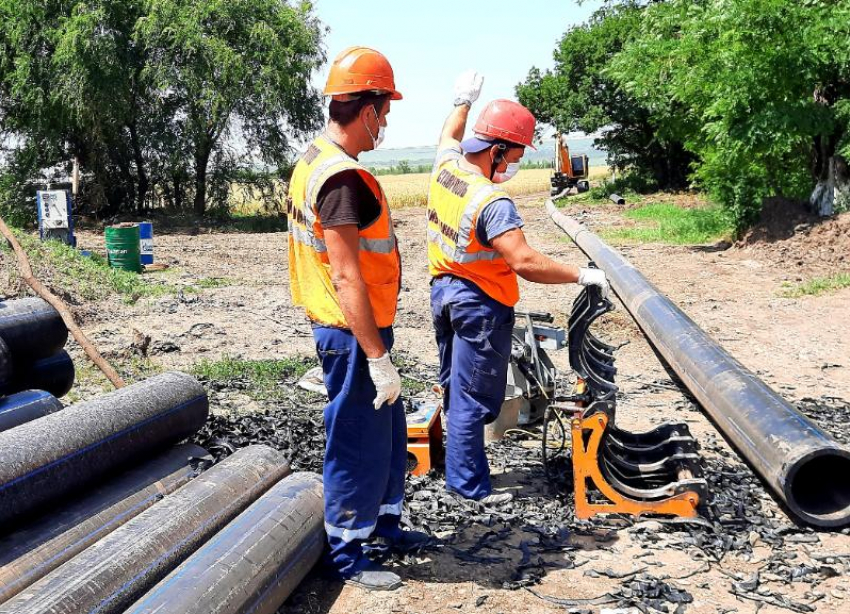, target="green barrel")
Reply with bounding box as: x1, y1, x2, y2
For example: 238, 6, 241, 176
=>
105, 225, 142, 273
